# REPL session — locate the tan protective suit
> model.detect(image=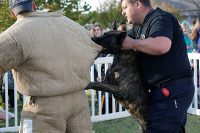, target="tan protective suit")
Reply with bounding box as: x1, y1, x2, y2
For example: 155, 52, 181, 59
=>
0, 12, 102, 133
